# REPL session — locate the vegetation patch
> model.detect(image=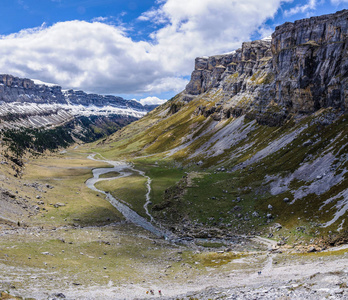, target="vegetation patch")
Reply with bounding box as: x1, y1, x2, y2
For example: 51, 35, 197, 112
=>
95, 173, 148, 217
193, 251, 247, 267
